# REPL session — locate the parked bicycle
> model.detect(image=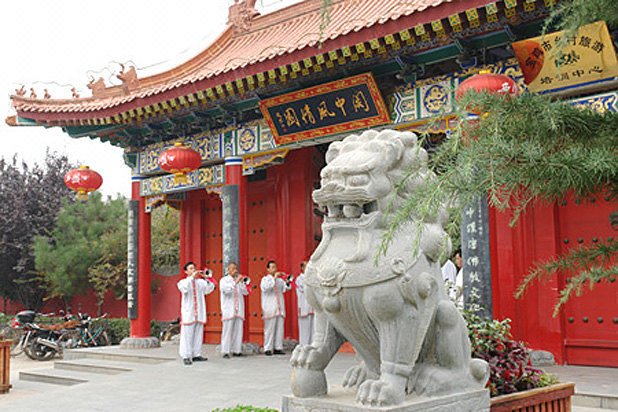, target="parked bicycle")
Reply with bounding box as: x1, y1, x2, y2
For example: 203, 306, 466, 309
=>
75, 313, 110, 347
